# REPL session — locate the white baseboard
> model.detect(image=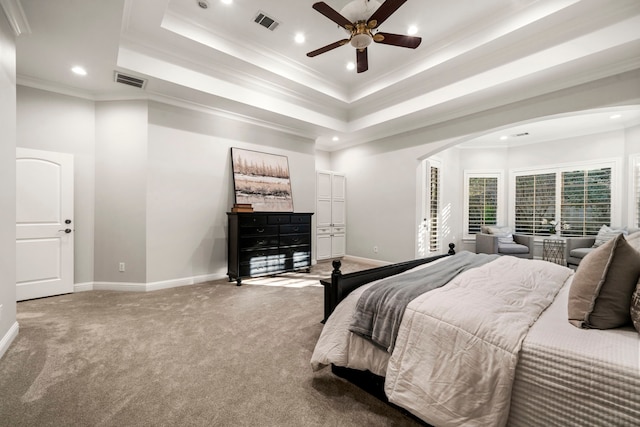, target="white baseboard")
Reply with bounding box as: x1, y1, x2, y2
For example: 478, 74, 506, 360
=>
93, 282, 148, 292
146, 273, 226, 292
0, 322, 19, 361
74, 282, 94, 292
75, 272, 228, 293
